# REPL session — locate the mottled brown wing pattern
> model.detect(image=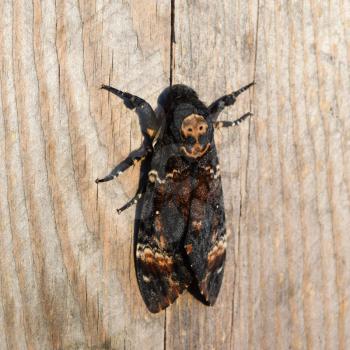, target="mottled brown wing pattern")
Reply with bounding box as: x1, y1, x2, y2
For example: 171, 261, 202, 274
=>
136, 155, 193, 313
136, 244, 192, 313
184, 160, 226, 305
